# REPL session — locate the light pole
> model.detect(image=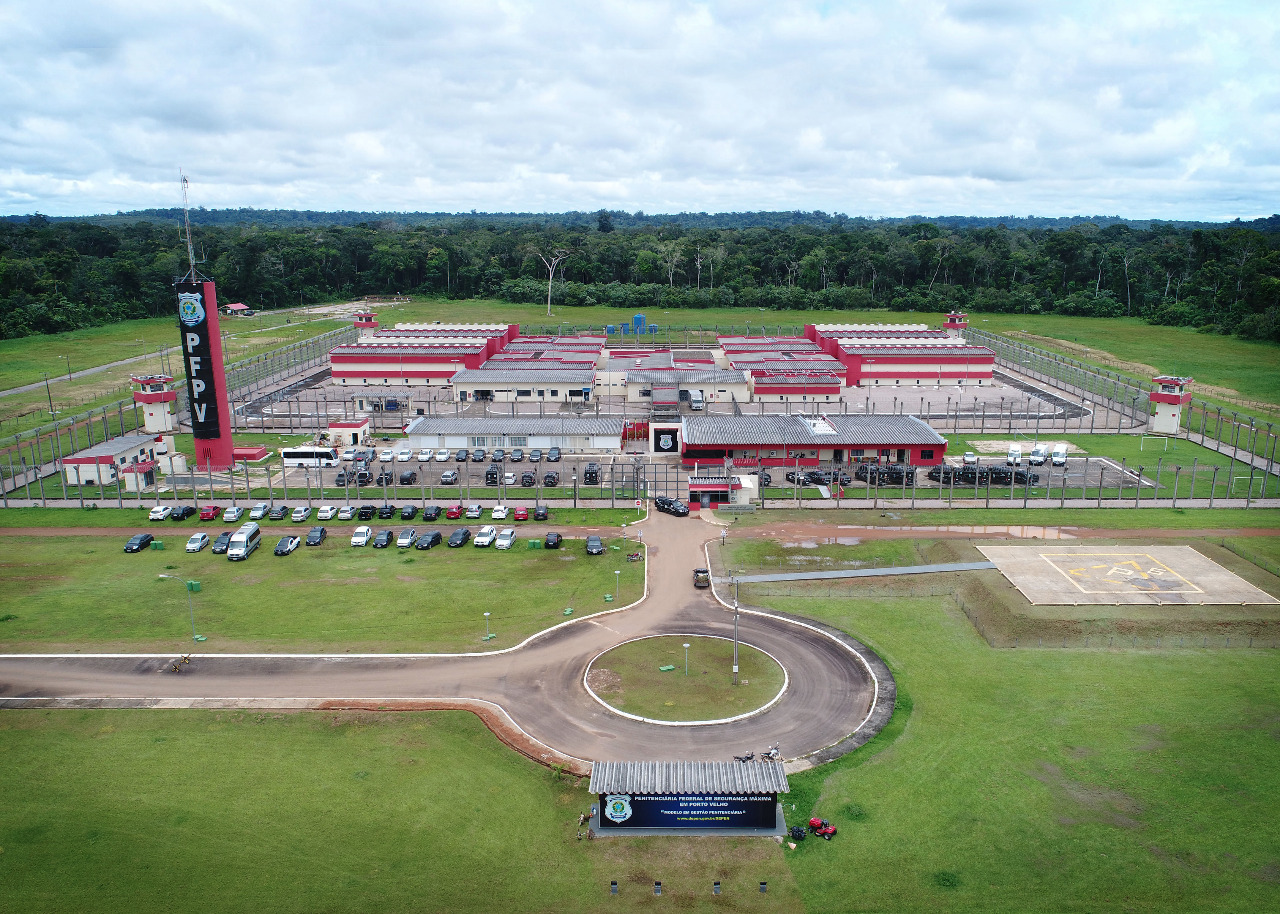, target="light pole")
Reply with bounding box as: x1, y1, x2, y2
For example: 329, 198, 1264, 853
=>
732, 585, 740, 685
572, 472, 578, 509
42, 373, 55, 419
158, 574, 206, 644
59, 354, 72, 381
614, 569, 620, 601
484, 611, 491, 638
684, 642, 690, 676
